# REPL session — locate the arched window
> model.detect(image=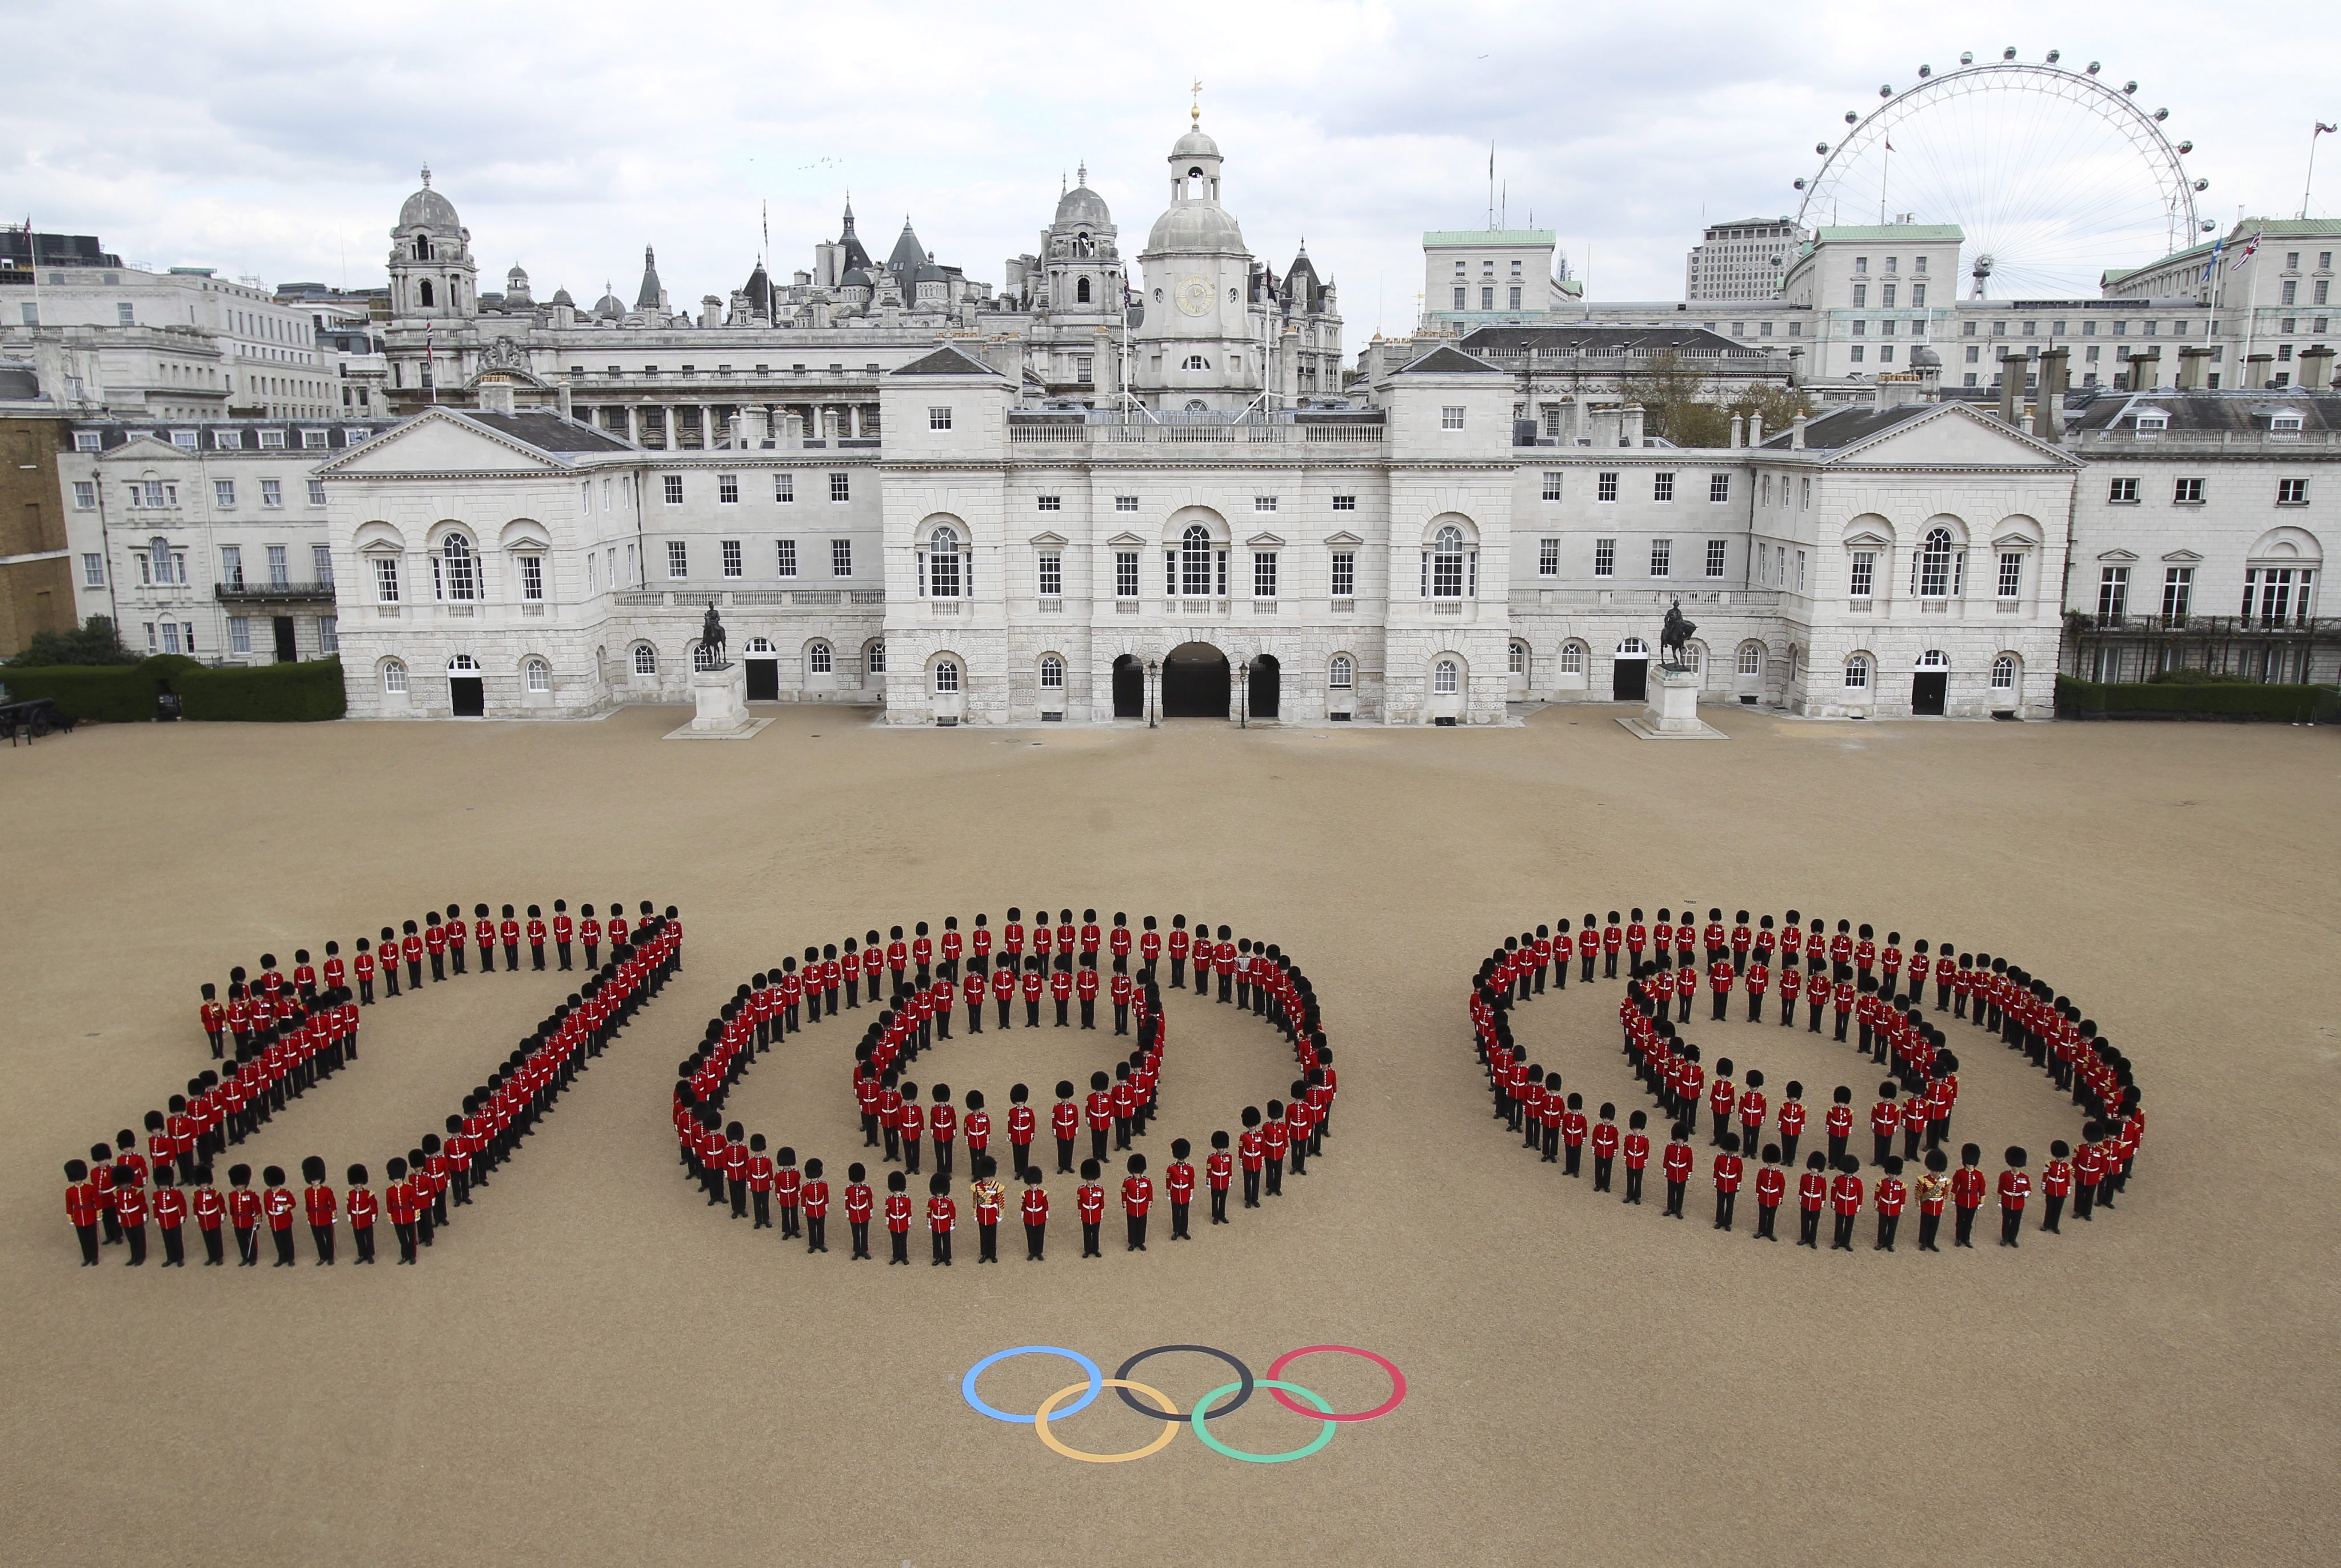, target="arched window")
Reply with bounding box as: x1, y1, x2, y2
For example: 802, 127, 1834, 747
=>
524, 658, 551, 693
692, 642, 721, 672
1683, 642, 1705, 678
808, 641, 833, 675
381, 659, 408, 694
434, 534, 478, 601
1916, 648, 1950, 669
147, 535, 175, 585
1433, 658, 1461, 695
1737, 642, 1764, 677
447, 654, 480, 673
933, 658, 961, 694
1844, 654, 1871, 690
1913, 526, 1954, 598
1991, 654, 2018, 690
1076, 277, 1092, 303
632, 644, 657, 677
1508, 641, 1527, 675
1182, 355, 1211, 371
1180, 524, 1215, 597
924, 525, 961, 598
418, 279, 434, 307
1557, 642, 1586, 675
866, 641, 886, 674
1617, 637, 1648, 655
1039, 654, 1065, 690
413, 237, 430, 261
744, 637, 776, 655
1425, 525, 1469, 599
1329, 654, 1354, 689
